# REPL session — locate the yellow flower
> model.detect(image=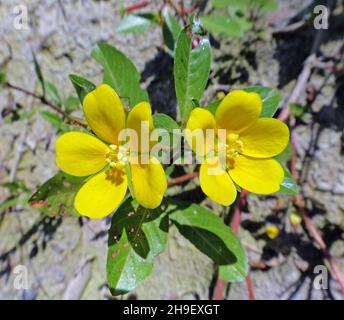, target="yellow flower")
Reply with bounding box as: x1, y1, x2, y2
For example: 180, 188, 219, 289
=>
55, 84, 167, 219
186, 90, 289, 206
266, 225, 281, 239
